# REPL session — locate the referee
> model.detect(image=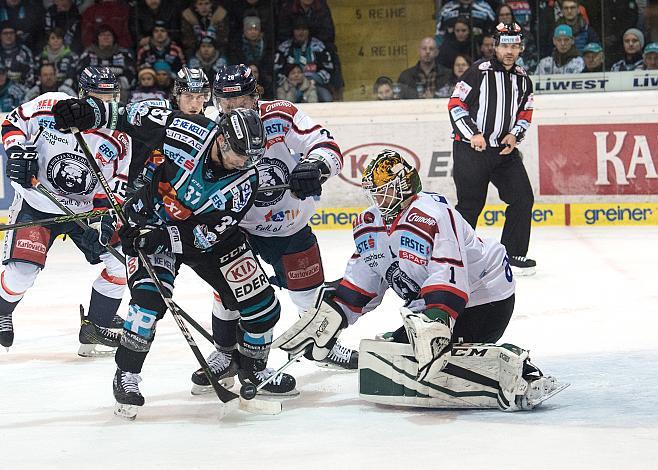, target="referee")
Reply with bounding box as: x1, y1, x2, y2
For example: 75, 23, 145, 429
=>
448, 22, 536, 275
